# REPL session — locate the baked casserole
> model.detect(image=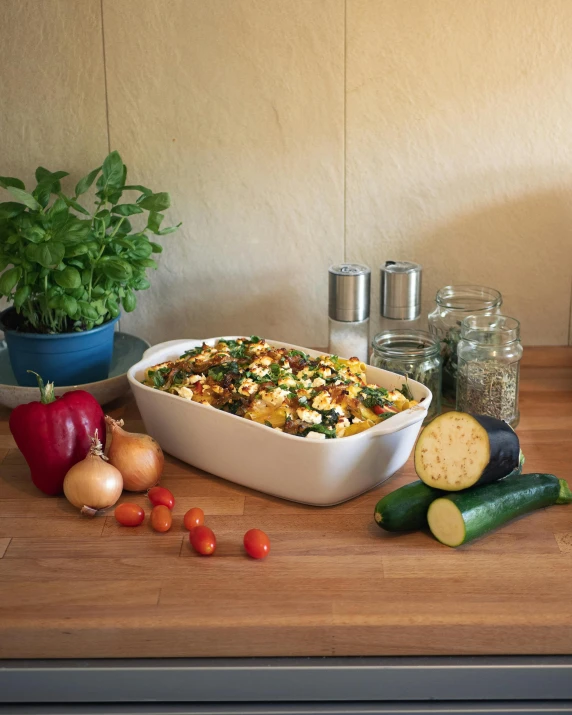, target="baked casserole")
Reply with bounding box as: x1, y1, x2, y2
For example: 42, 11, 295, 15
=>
142, 336, 417, 440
